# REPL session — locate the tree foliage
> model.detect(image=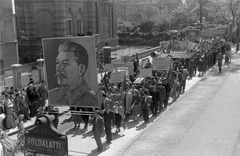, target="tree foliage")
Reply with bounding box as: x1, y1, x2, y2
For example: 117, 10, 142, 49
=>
117, 0, 240, 35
